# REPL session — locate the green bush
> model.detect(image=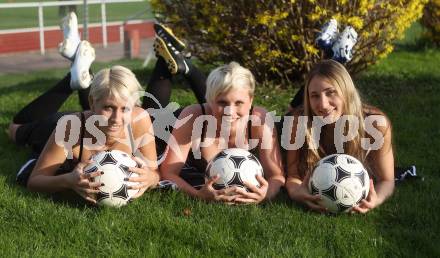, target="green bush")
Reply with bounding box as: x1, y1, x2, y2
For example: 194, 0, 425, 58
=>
421, 0, 440, 46
151, 0, 426, 87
